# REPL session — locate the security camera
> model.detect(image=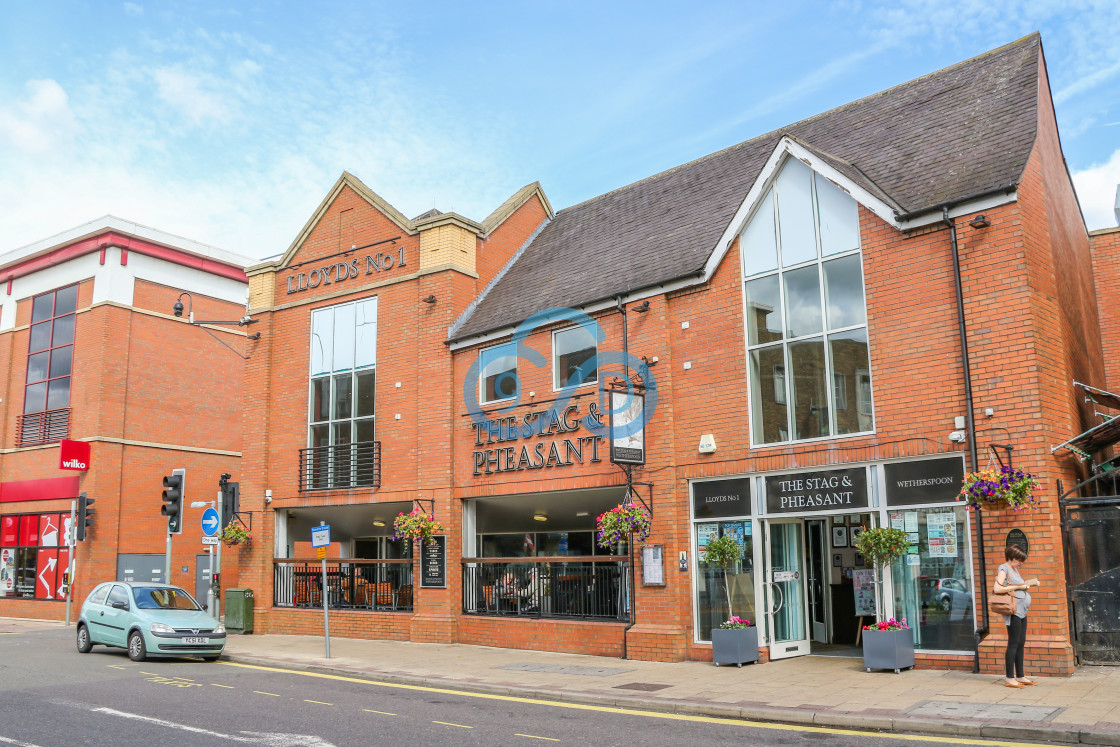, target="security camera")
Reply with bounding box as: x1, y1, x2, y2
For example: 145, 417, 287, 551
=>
948, 431, 967, 443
